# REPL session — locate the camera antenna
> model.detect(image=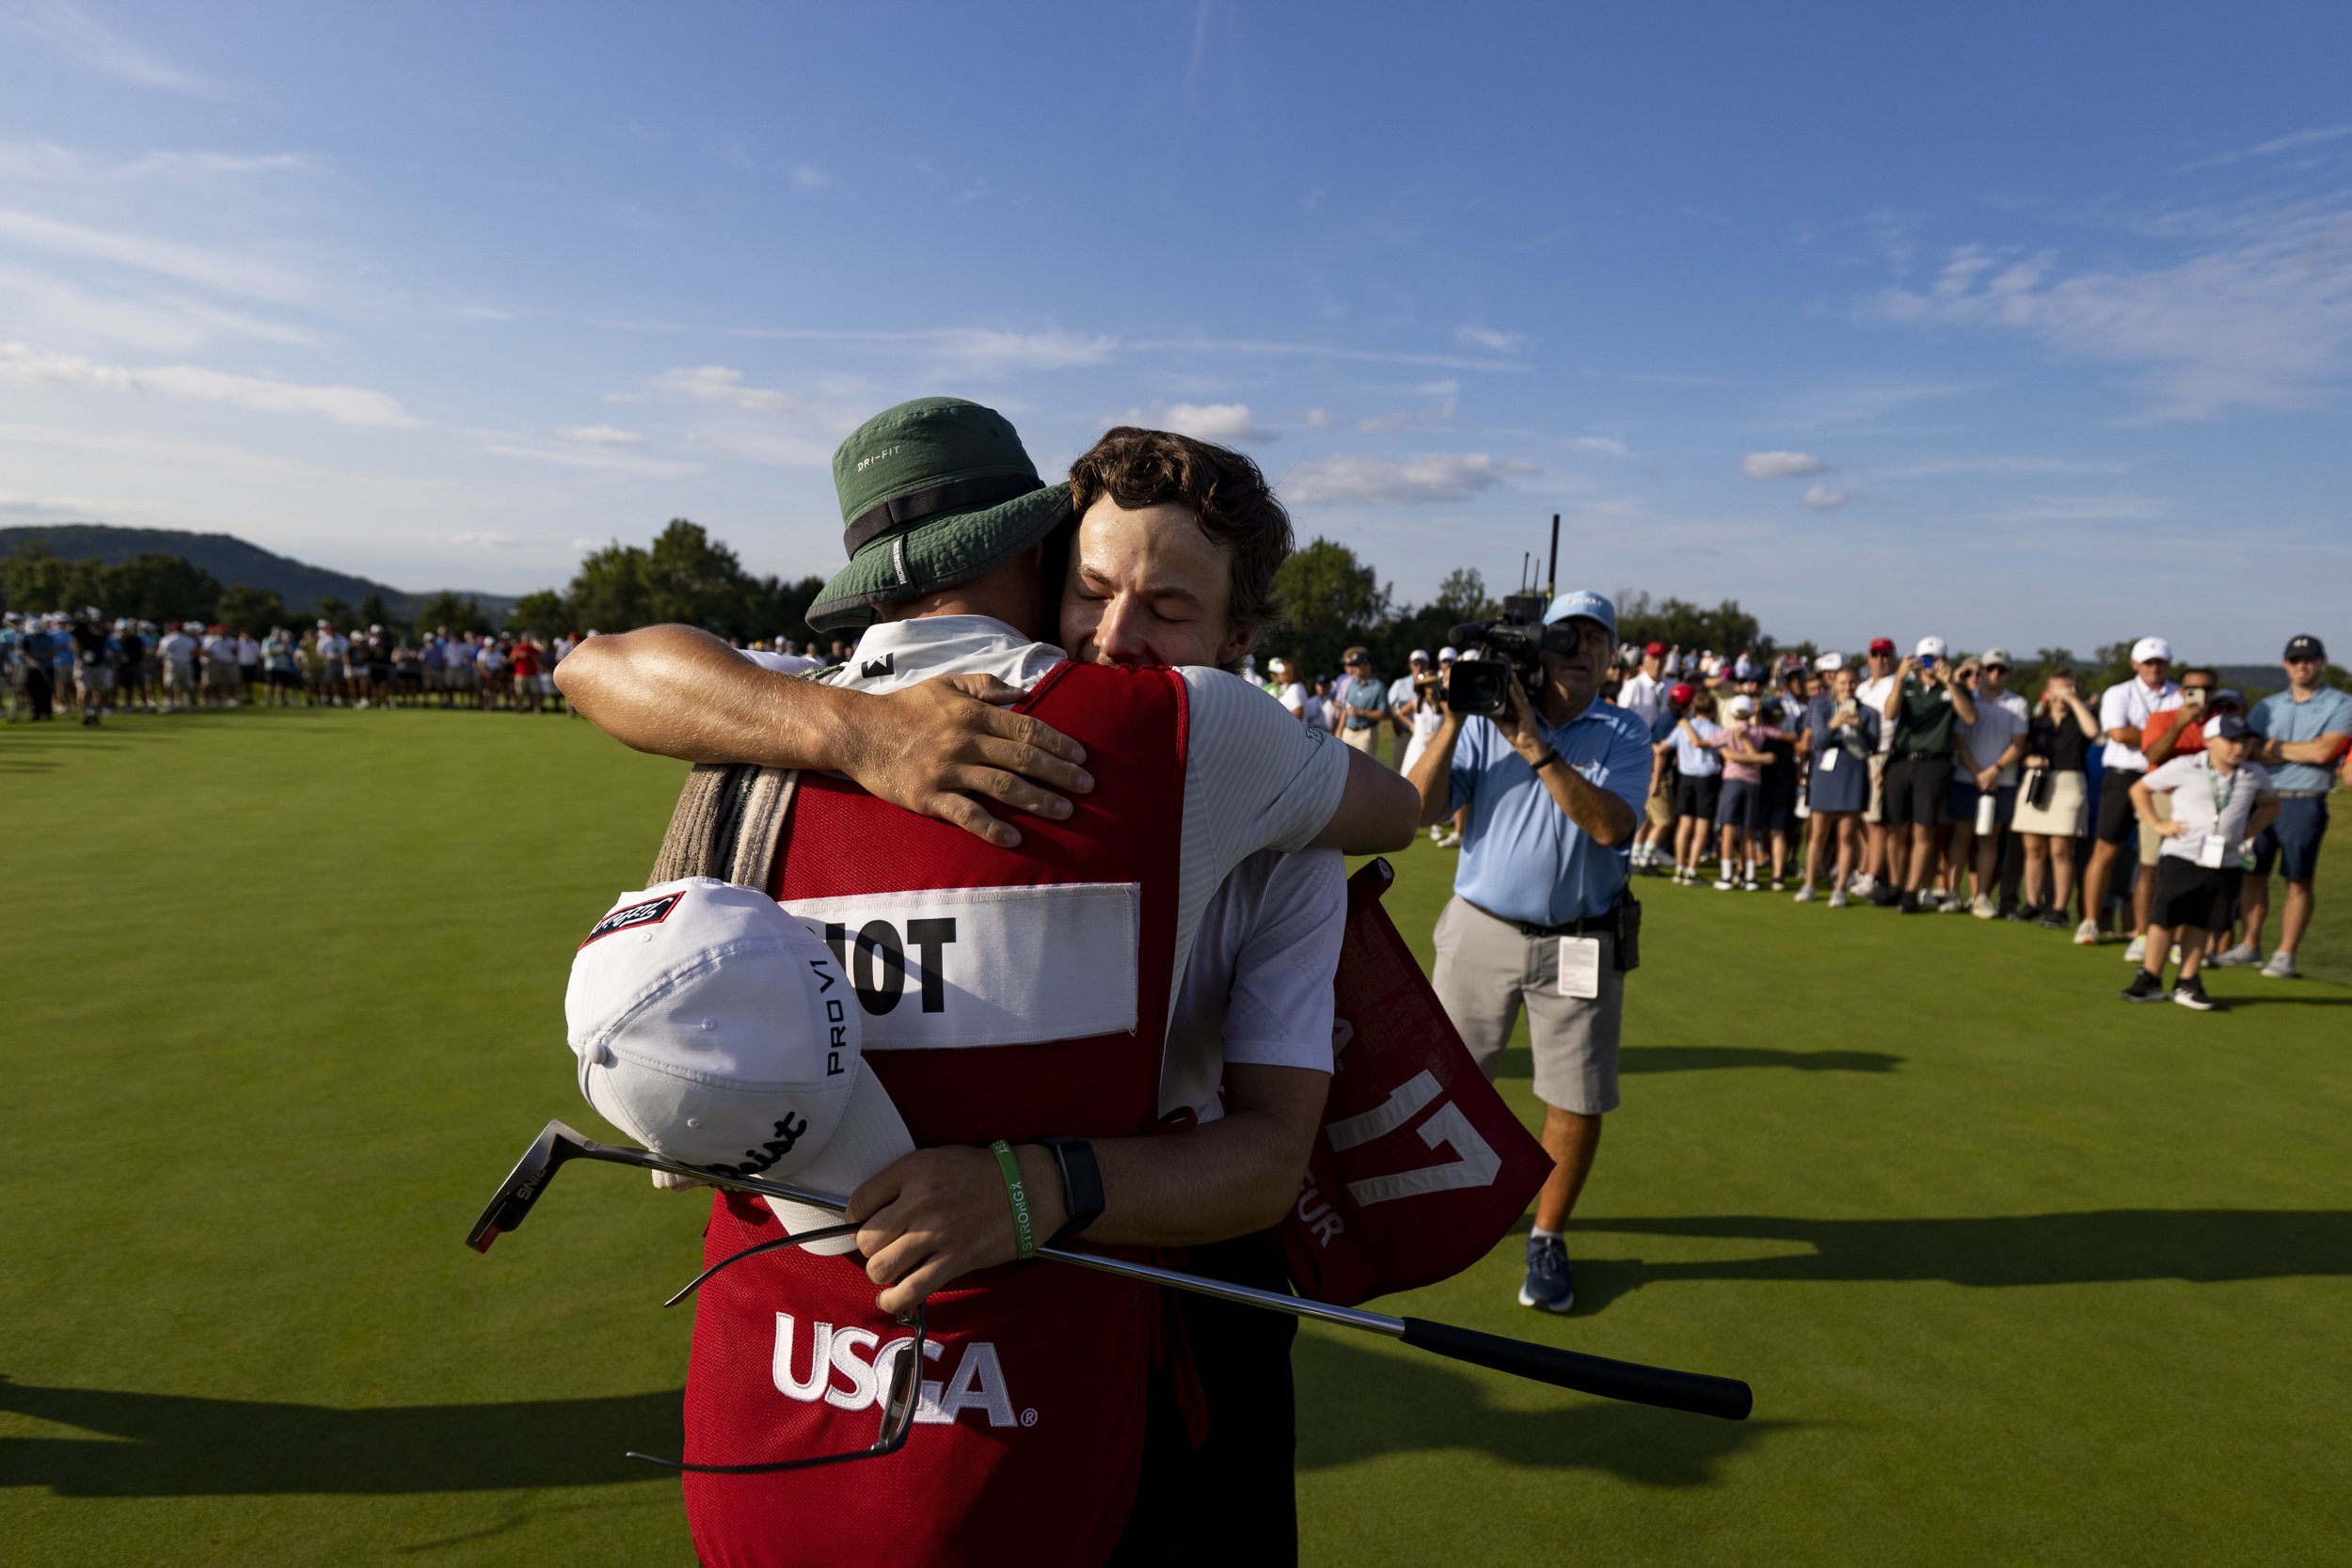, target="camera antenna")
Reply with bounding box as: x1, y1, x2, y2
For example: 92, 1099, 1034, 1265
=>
1548, 514, 1560, 600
